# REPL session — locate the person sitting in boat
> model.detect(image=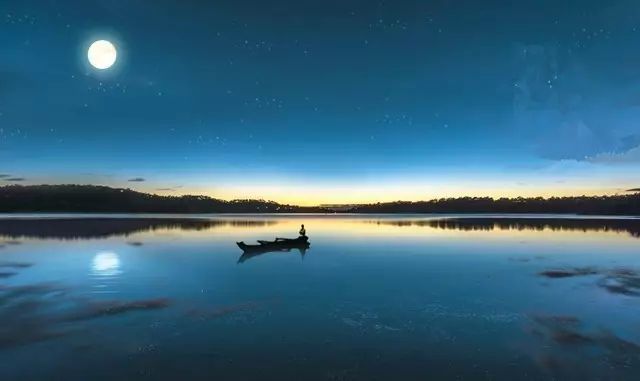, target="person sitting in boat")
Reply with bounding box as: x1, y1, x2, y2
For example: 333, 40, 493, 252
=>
272, 225, 306, 242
